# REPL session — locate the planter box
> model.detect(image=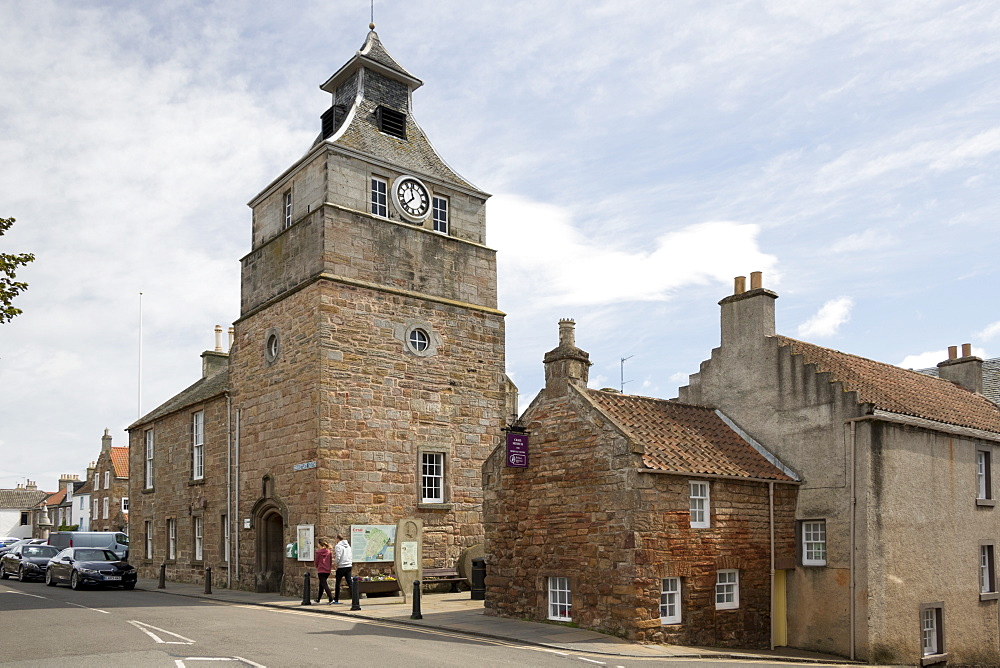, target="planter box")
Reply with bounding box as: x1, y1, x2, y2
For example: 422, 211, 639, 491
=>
340, 580, 400, 595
